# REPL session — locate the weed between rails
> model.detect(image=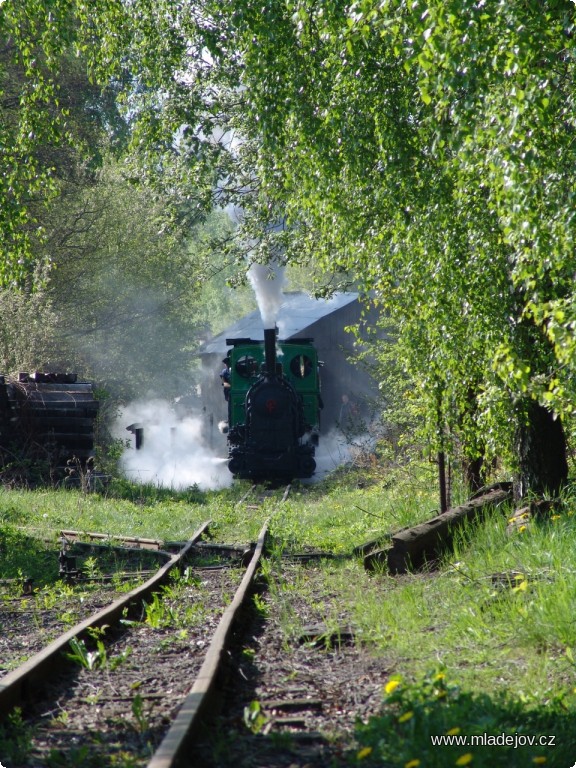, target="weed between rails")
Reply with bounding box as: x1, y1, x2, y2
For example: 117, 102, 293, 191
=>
66, 628, 132, 672
0, 708, 32, 766
2, 468, 576, 764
